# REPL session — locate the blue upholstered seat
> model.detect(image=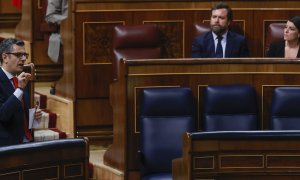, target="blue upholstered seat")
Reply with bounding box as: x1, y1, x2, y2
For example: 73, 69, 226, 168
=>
271, 87, 300, 130
203, 84, 258, 131
139, 87, 196, 180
